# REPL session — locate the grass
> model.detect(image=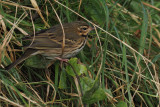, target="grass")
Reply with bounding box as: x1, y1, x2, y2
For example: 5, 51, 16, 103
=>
0, 0, 160, 106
